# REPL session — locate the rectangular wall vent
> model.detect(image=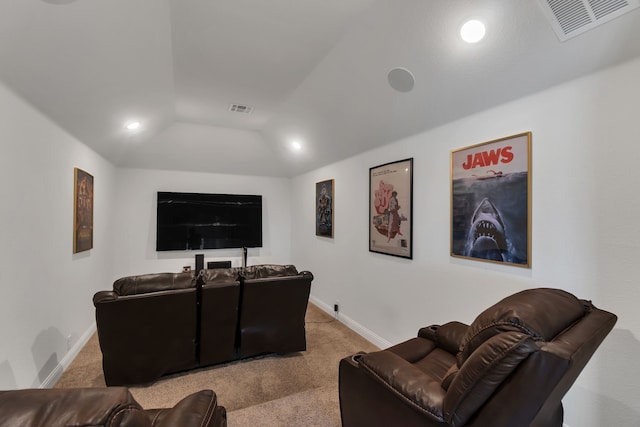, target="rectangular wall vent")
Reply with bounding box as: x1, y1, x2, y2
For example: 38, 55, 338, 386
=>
537, 0, 640, 41
229, 104, 254, 114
